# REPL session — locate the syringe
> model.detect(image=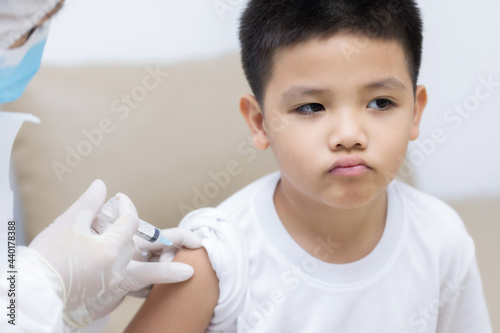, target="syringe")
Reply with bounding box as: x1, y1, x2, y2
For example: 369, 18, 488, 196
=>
92, 197, 174, 247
